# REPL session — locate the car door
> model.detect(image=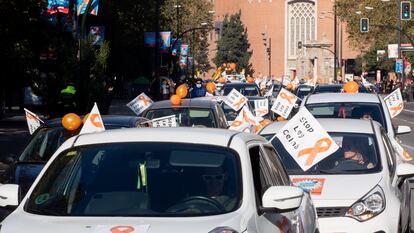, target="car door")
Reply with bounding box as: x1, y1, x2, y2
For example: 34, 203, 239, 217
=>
248, 144, 299, 233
